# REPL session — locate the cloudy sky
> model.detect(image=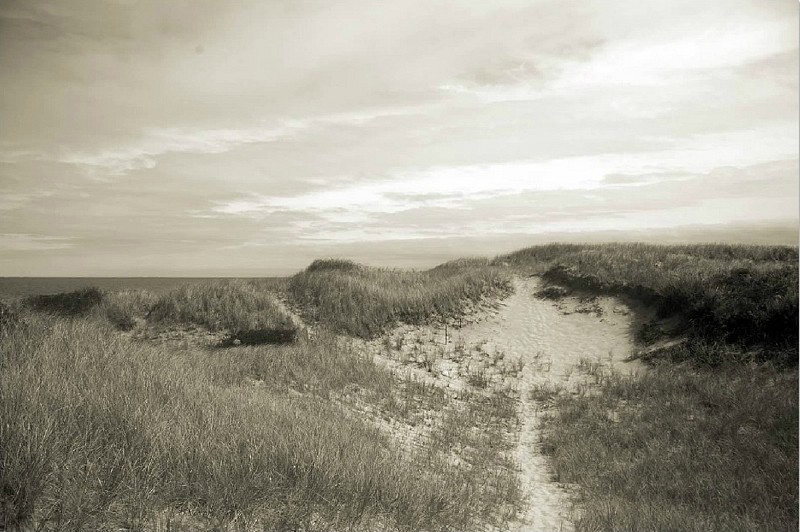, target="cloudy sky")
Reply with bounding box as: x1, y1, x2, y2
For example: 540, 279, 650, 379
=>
1, 0, 797, 275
